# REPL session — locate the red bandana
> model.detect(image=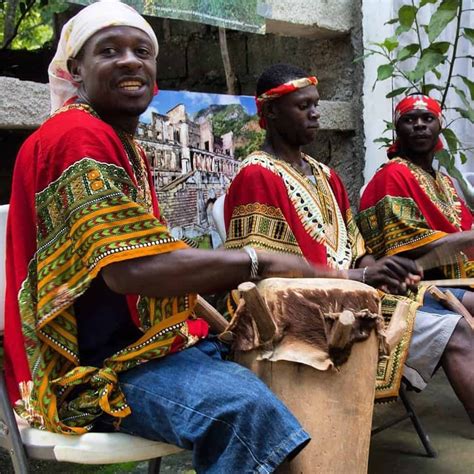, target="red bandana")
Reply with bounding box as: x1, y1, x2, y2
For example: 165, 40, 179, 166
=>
387, 94, 443, 158
255, 76, 318, 129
